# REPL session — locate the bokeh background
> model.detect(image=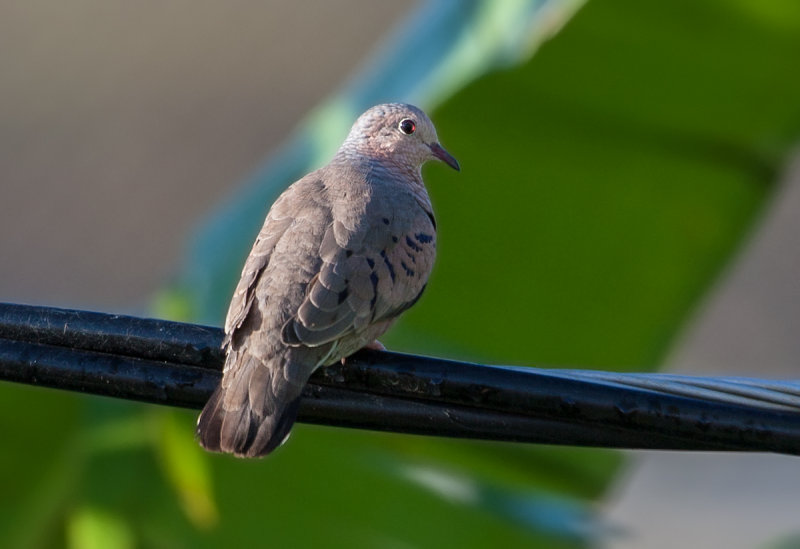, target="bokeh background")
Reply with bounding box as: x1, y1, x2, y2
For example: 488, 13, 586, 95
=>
2, 1, 800, 548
